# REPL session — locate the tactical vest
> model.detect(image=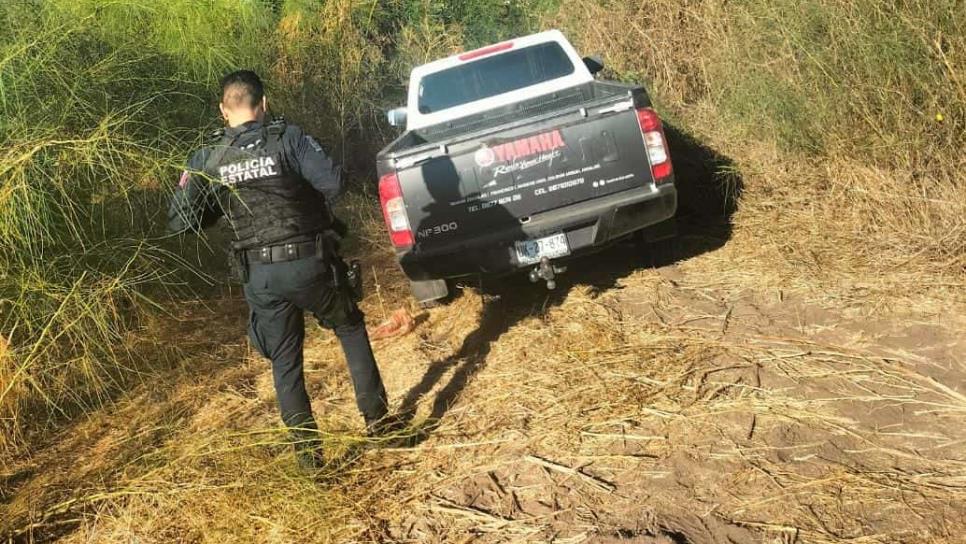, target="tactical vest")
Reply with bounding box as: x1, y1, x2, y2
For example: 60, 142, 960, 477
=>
205, 120, 329, 250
